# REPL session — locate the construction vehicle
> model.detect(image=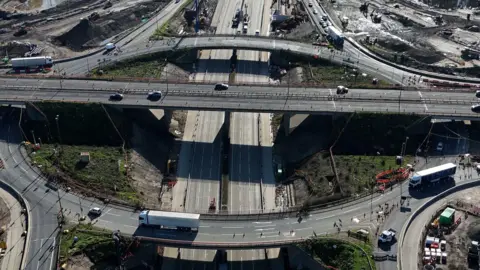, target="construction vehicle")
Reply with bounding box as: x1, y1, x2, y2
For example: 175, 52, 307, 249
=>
378, 228, 396, 243
359, 2, 370, 17
243, 14, 249, 25
209, 198, 216, 212
139, 210, 200, 231
370, 10, 382, 23
232, 9, 243, 28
